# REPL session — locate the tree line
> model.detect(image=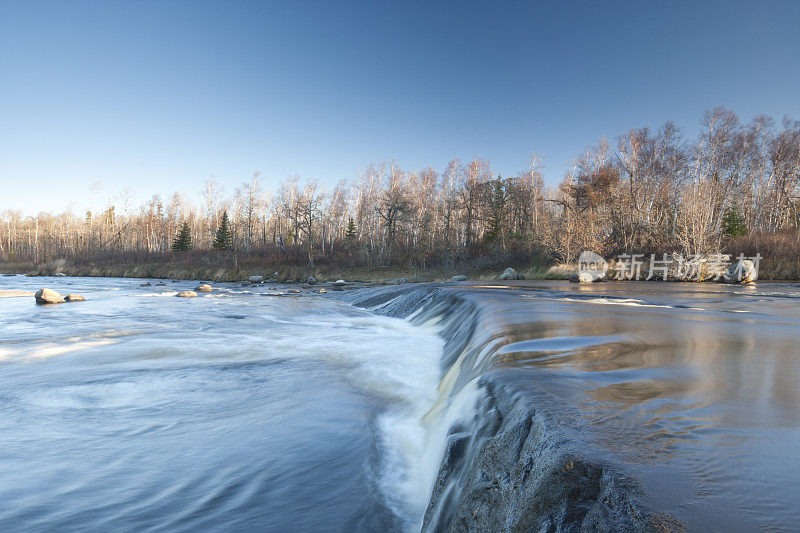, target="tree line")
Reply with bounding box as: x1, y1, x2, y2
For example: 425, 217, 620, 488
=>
2, 107, 798, 271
